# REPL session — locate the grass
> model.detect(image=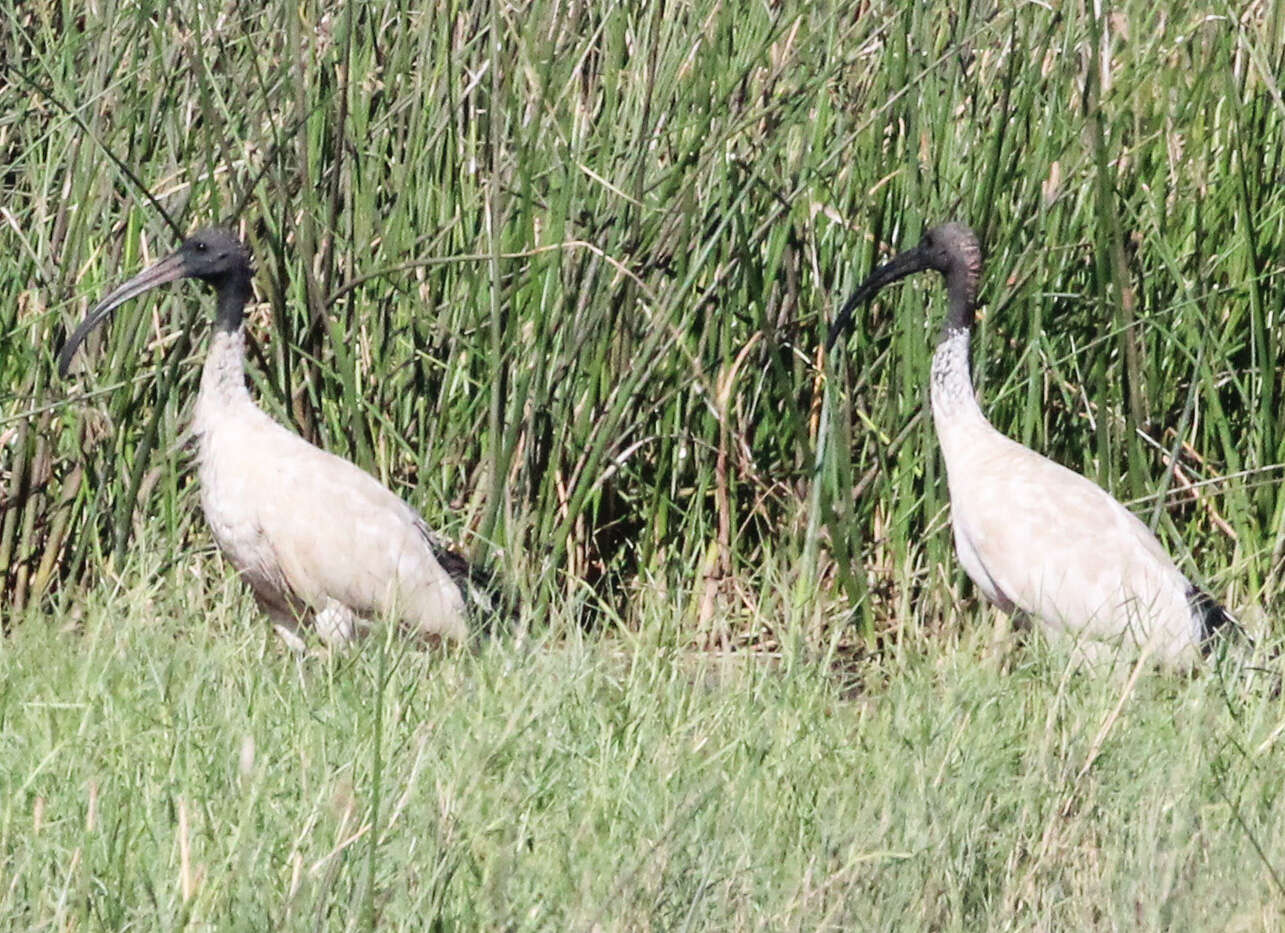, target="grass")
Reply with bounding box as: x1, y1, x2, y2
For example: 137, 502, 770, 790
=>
3, 549, 1285, 930
3, 0, 1285, 926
